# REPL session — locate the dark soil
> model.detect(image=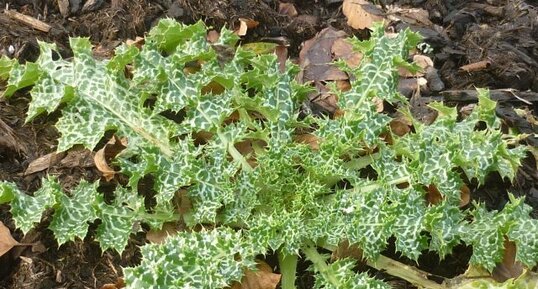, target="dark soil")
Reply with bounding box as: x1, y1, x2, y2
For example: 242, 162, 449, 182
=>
0, 0, 537, 288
